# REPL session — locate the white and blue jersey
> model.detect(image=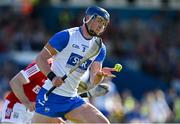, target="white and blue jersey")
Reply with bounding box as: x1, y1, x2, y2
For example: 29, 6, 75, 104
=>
43, 27, 106, 97
35, 27, 106, 118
